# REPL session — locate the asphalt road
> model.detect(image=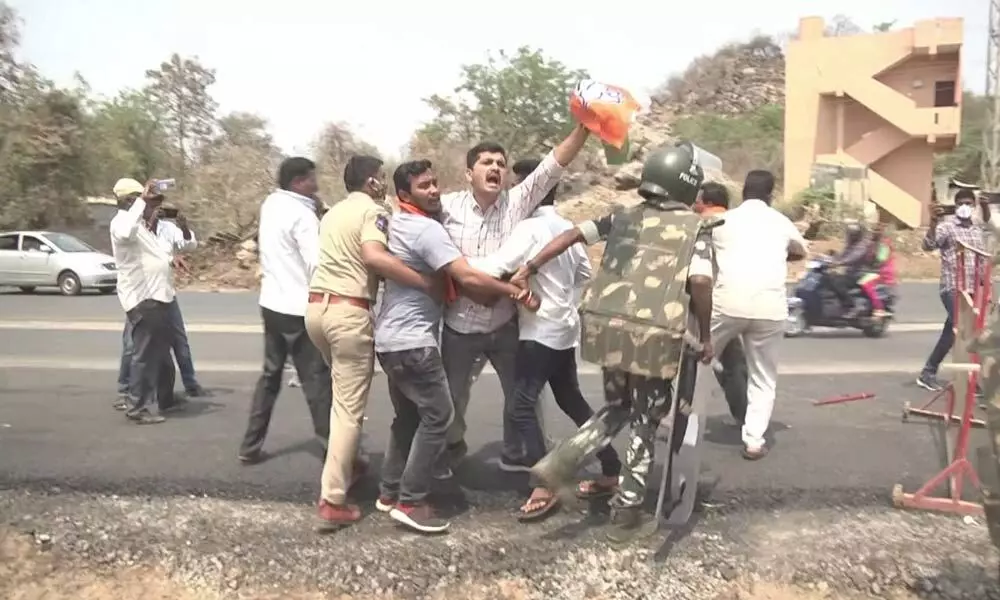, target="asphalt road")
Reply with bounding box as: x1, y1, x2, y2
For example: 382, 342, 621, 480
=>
0, 284, 985, 510
0, 368, 971, 505
0, 281, 954, 324
0, 282, 958, 376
